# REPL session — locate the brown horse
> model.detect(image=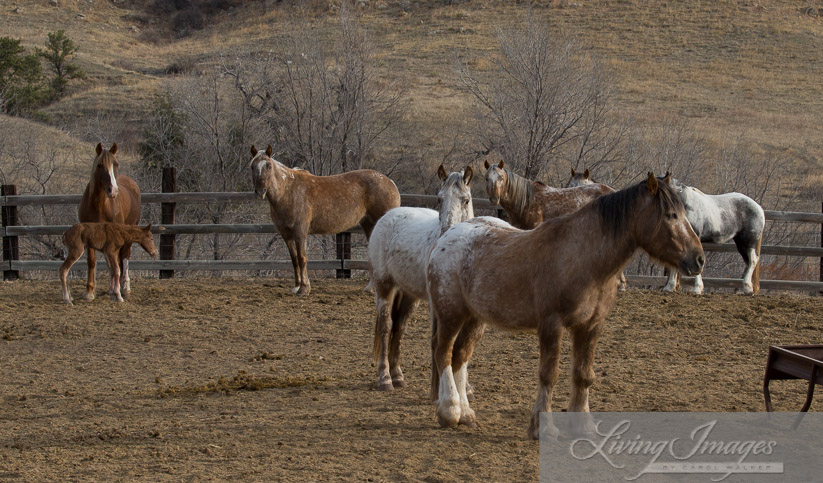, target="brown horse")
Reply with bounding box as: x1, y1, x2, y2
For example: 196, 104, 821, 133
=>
60, 223, 157, 305
484, 160, 614, 229
78, 143, 142, 300
426, 173, 704, 439
249, 145, 401, 295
